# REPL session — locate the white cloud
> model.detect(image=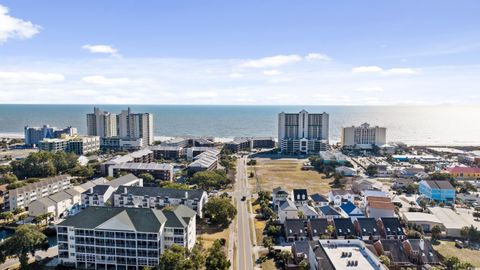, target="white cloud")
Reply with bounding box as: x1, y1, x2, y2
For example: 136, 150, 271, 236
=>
352, 66, 418, 76
383, 68, 418, 76
0, 71, 64, 83
355, 86, 384, 92
240, 54, 302, 68
82, 75, 130, 86
352, 66, 384, 73
0, 4, 41, 44
82, 44, 119, 56
263, 69, 281, 76
305, 53, 331, 61
229, 73, 243, 78
0, 57, 478, 105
